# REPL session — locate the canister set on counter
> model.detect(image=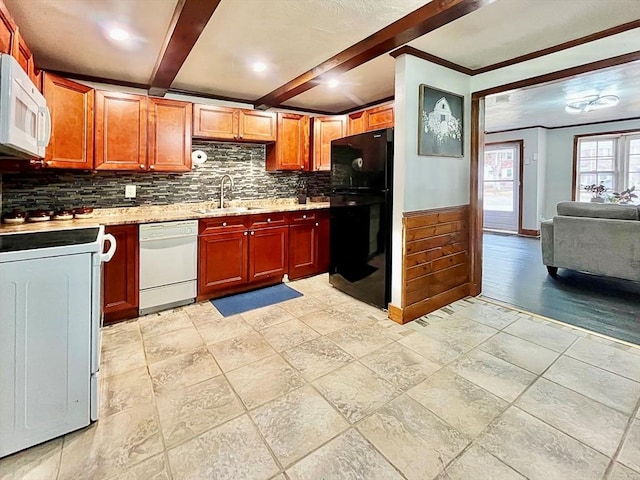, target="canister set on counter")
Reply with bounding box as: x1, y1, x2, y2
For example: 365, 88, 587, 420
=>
1, 207, 94, 224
